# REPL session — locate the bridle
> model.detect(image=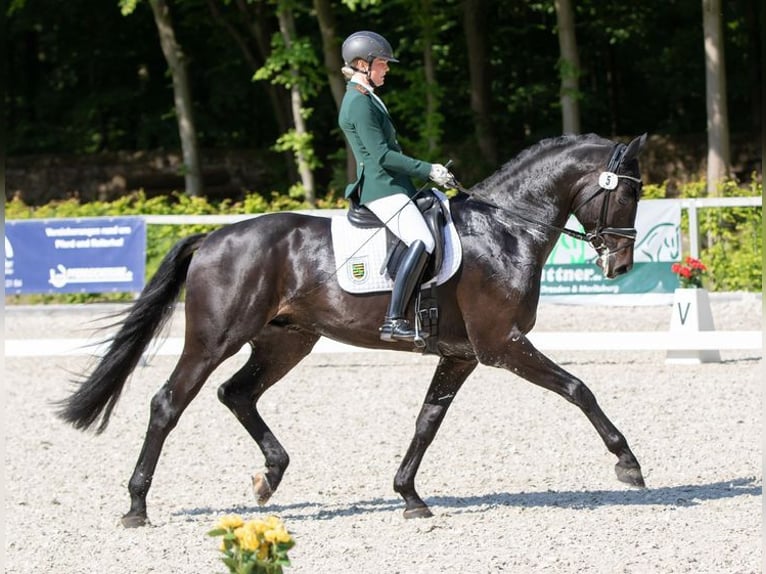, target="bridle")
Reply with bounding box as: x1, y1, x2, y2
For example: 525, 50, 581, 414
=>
459, 142, 642, 259
569, 142, 643, 258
